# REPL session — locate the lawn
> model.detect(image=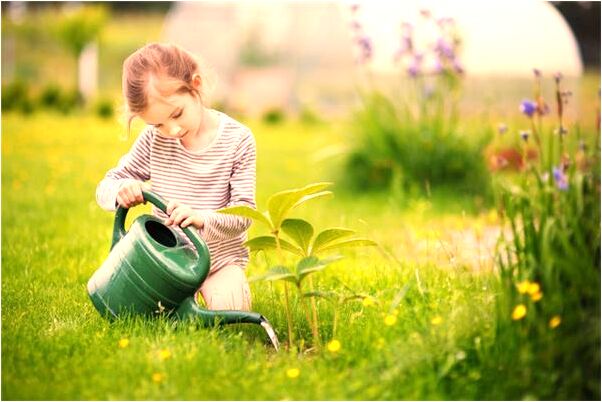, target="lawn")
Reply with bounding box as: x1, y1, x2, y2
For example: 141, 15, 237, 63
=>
2, 112, 504, 400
